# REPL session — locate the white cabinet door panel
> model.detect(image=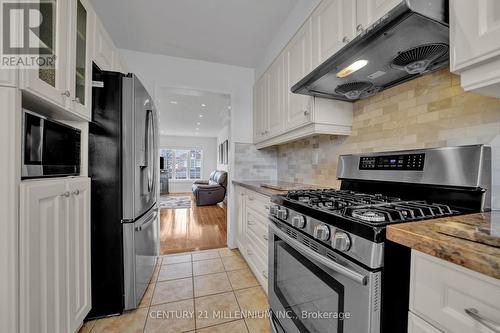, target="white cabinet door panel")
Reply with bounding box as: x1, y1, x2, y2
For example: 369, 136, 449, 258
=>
357, 0, 402, 31
312, 0, 356, 68
67, 178, 91, 333
285, 19, 313, 130
20, 179, 69, 333
266, 55, 285, 137
408, 312, 443, 333
451, 0, 500, 71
